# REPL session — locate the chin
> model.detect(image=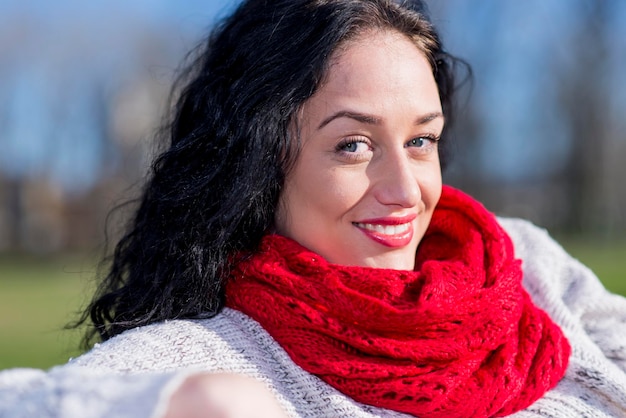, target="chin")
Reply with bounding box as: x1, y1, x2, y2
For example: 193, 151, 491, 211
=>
361, 253, 416, 271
